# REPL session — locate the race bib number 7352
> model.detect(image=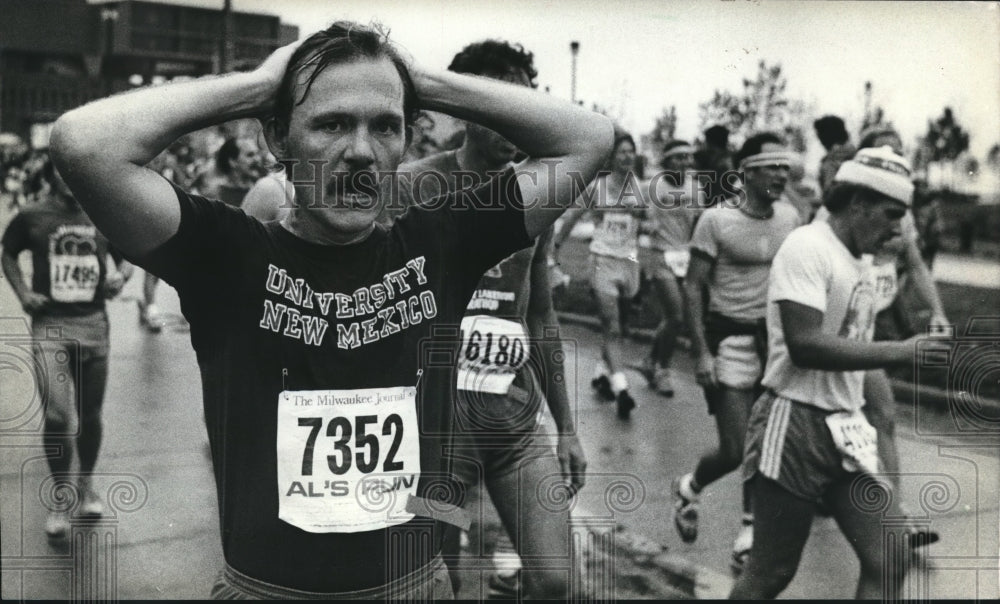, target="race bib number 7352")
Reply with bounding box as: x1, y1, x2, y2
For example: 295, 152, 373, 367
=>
276, 387, 421, 533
